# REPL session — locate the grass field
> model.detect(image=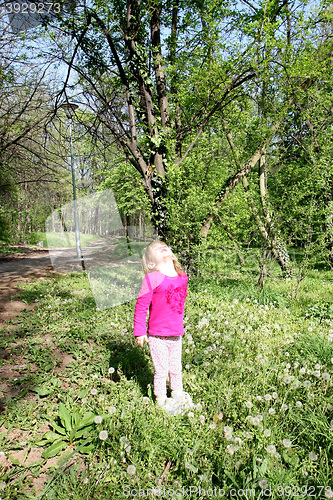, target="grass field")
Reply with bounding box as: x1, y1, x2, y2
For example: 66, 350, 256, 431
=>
0, 247, 332, 499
